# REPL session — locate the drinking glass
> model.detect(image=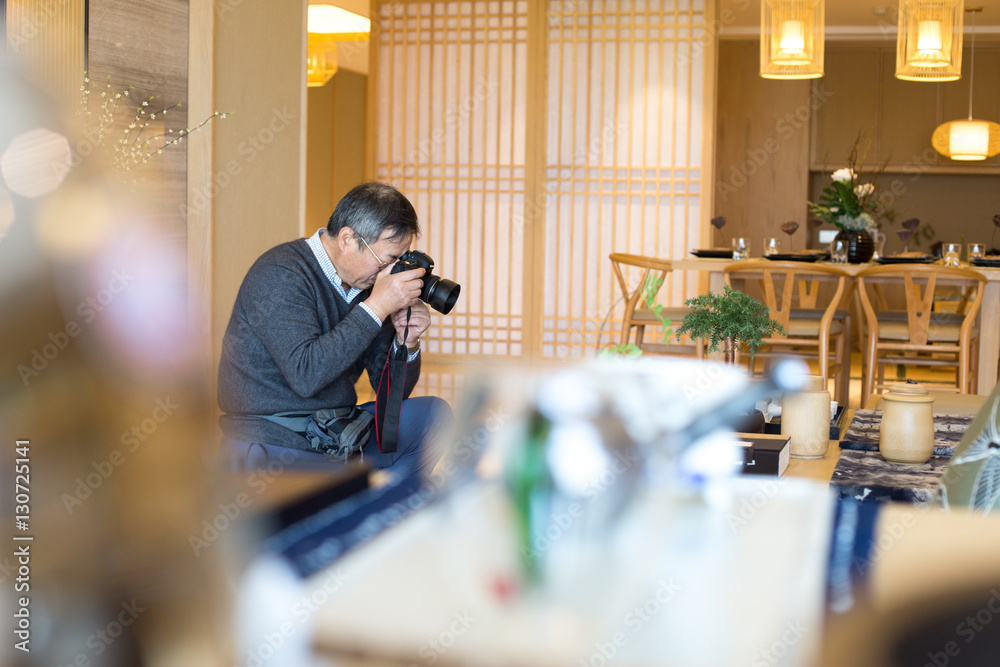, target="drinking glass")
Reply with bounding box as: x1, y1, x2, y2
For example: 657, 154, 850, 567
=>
830, 239, 847, 263
872, 238, 886, 261
872, 231, 887, 260
969, 243, 986, 261
943, 243, 962, 267
763, 237, 781, 256
732, 237, 750, 261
